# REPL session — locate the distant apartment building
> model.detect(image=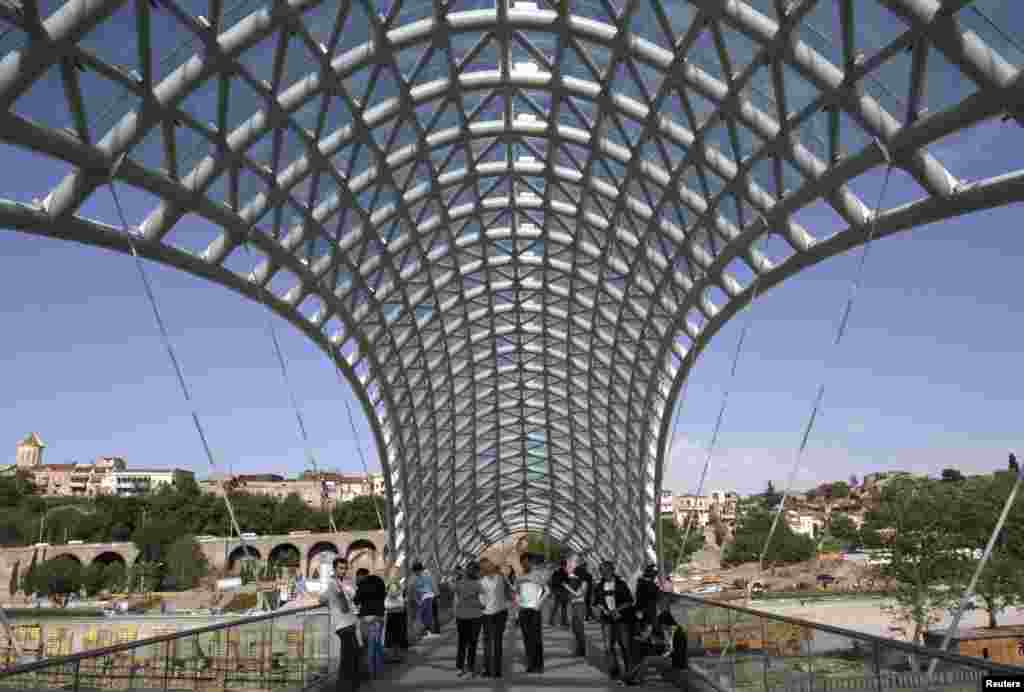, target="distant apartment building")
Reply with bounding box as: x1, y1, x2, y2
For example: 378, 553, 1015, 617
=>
200, 471, 385, 509
6, 433, 194, 497
673, 494, 710, 528
786, 510, 826, 537
671, 490, 738, 529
